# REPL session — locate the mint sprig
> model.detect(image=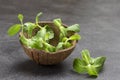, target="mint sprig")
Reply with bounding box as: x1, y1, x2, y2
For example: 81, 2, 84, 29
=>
73, 49, 106, 77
